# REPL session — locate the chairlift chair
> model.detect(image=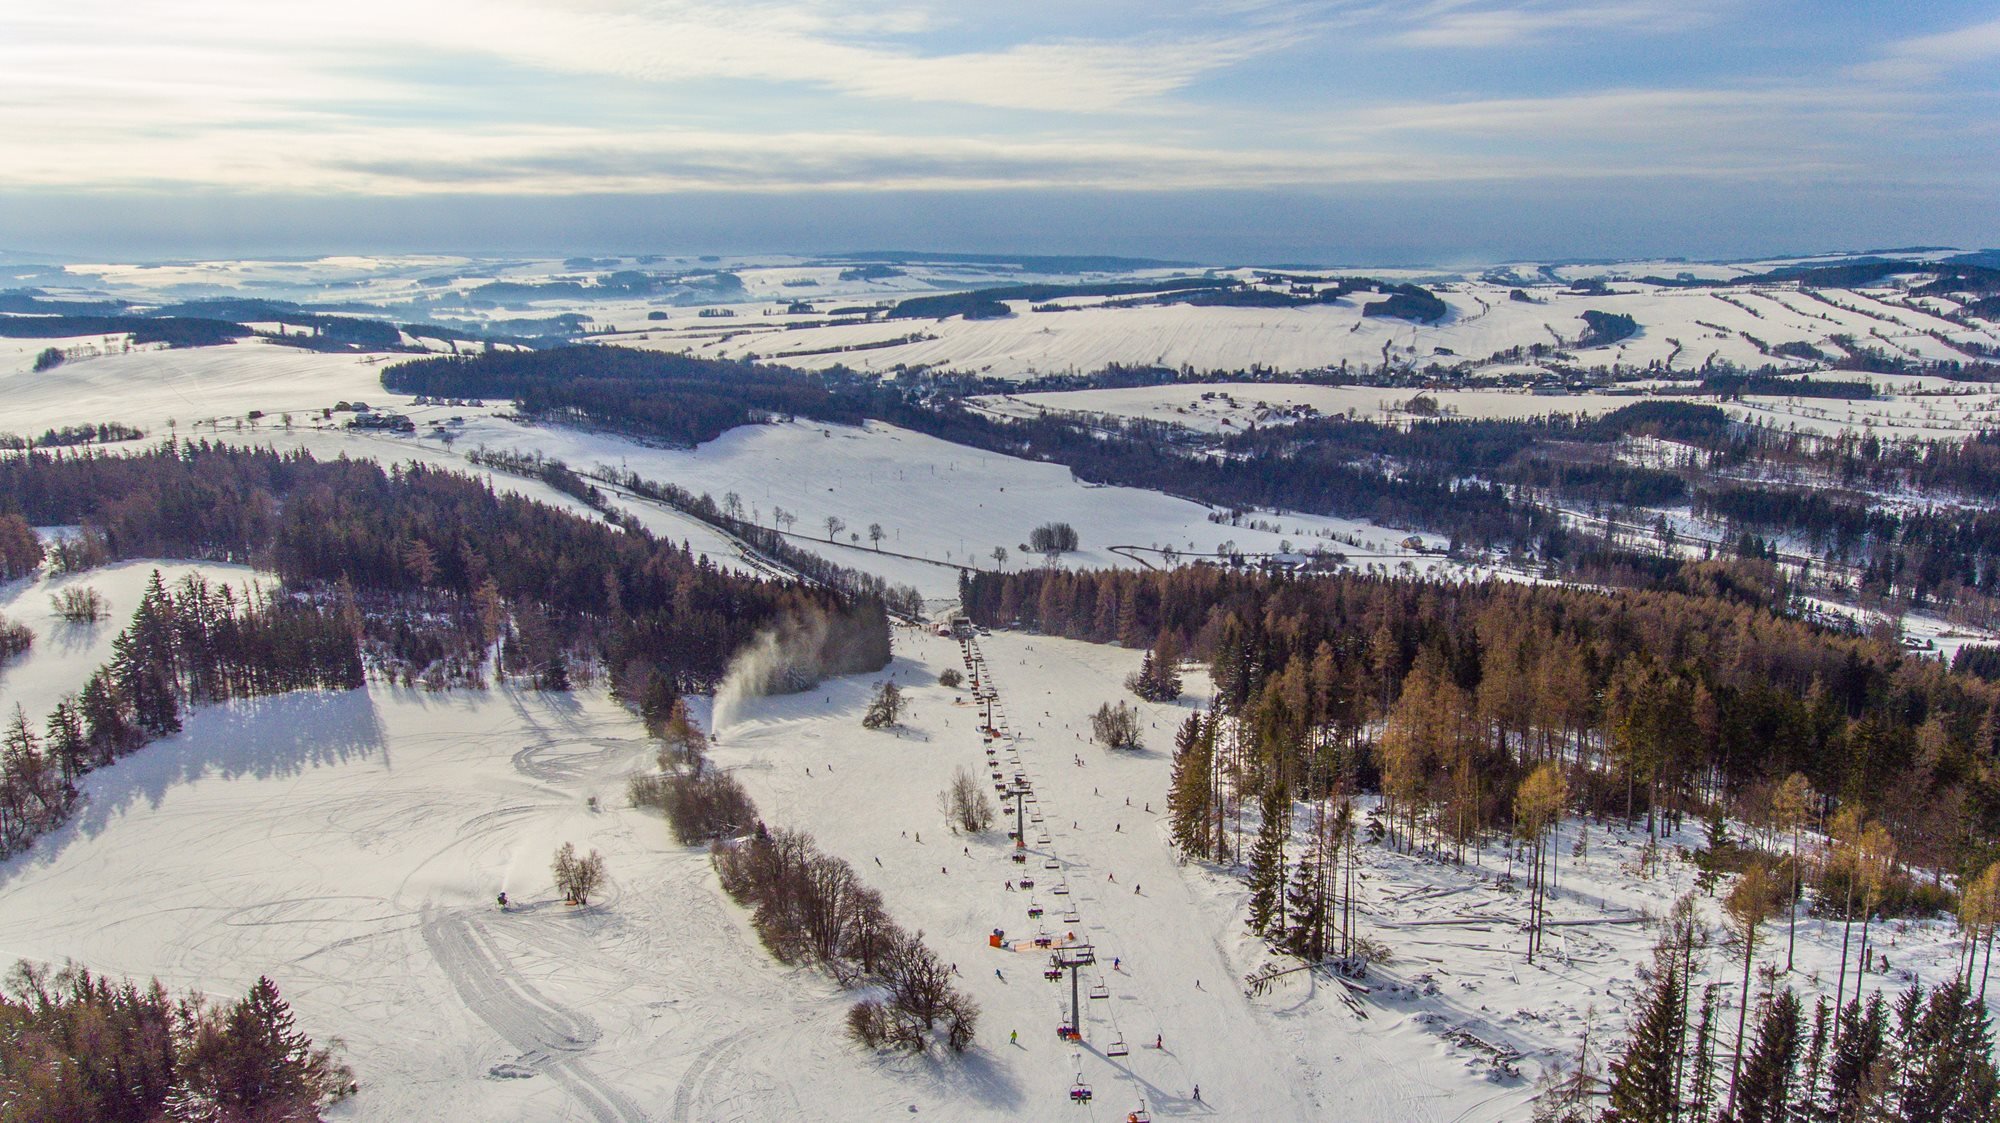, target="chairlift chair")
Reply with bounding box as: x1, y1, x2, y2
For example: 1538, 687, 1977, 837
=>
1019, 876, 1035, 889
1107, 1036, 1129, 1058
1089, 982, 1110, 1000
1044, 858, 1061, 869
1052, 881, 1069, 895
1062, 908, 1082, 924
1126, 1100, 1151, 1122
1028, 902, 1044, 918
1069, 1077, 1093, 1103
